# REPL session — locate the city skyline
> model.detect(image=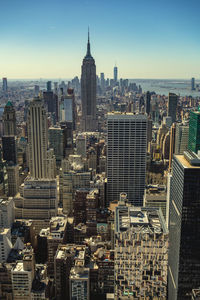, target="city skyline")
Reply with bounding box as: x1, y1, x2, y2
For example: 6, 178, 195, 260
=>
1, 0, 200, 79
